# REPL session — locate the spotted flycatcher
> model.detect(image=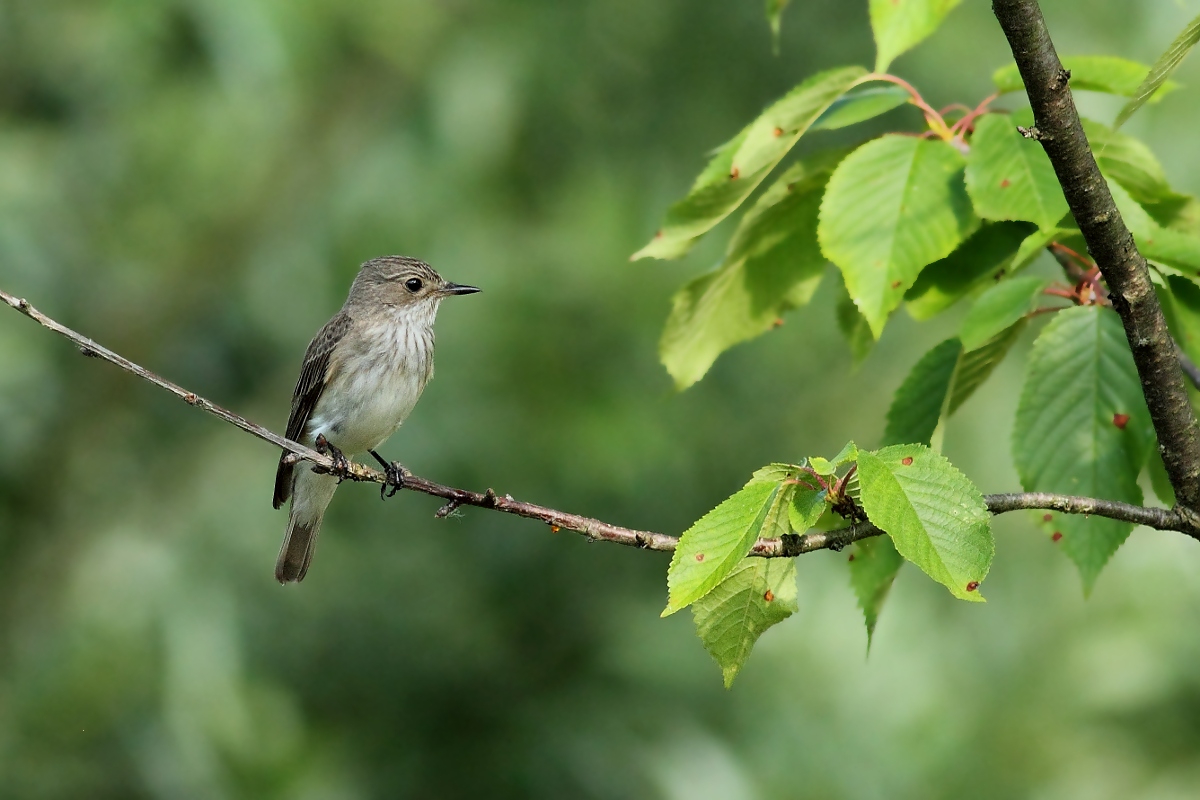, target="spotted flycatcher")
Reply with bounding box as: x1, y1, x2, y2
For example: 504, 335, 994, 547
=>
272, 256, 479, 582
